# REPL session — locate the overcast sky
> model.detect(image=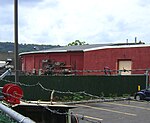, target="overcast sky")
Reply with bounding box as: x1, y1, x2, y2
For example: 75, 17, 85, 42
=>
0, 0, 150, 45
